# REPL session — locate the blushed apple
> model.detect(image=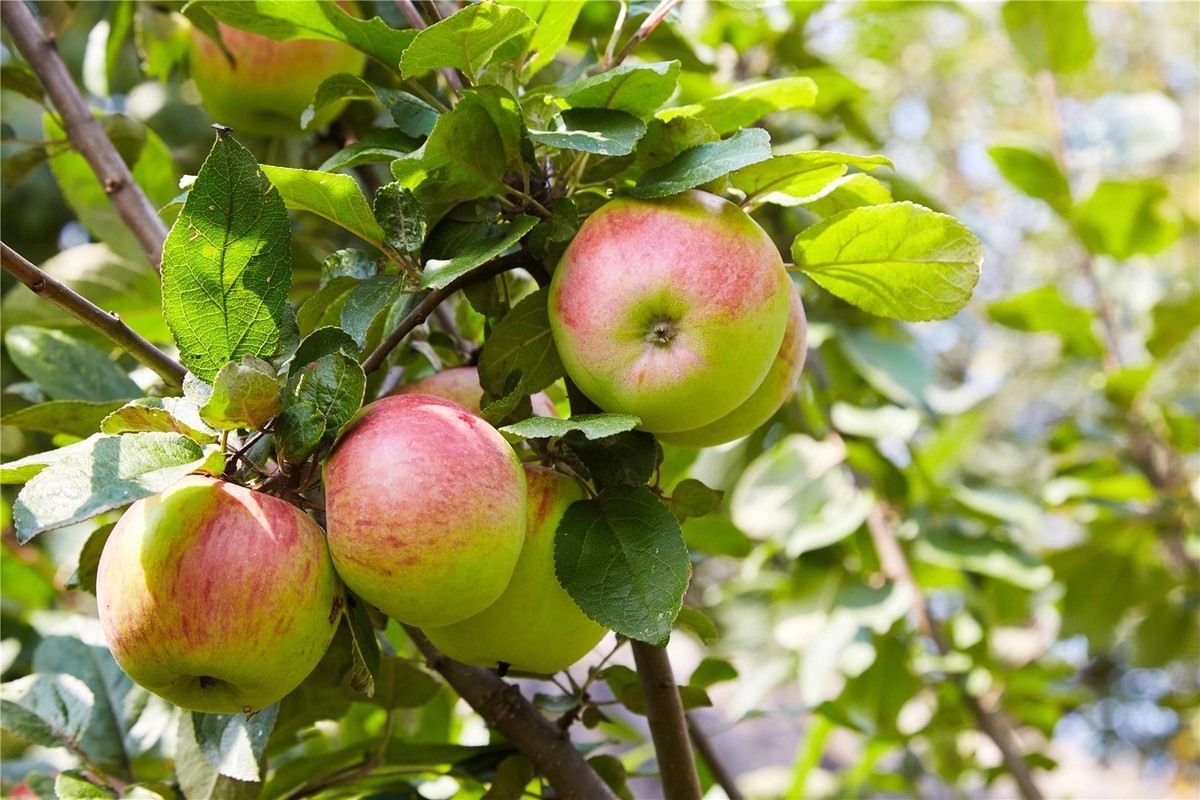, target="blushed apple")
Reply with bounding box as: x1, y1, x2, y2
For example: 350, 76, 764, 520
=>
424, 465, 607, 674
323, 394, 527, 628
394, 366, 559, 418
188, 3, 367, 137
96, 476, 343, 714
658, 279, 807, 447
548, 189, 790, 433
